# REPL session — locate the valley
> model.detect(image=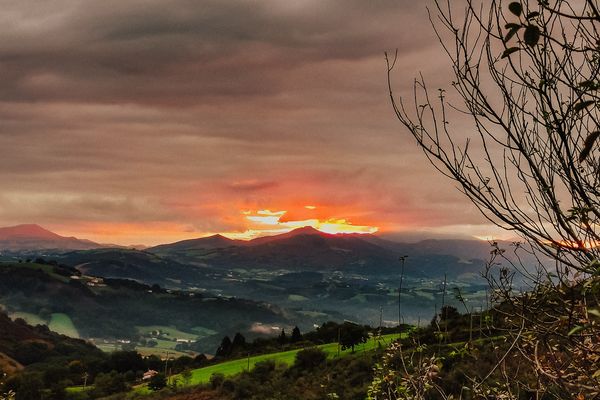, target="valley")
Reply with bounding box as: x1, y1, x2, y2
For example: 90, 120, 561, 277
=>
0, 260, 319, 355
0, 225, 498, 357
0, 225, 558, 400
